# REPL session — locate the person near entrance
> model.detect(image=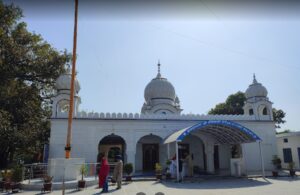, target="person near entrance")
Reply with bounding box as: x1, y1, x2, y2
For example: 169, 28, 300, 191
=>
181, 152, 193, 180
112, 155, 123, 190
170, 155, 177, 178
183, 152, 193, 177
98, 153, 110, 193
